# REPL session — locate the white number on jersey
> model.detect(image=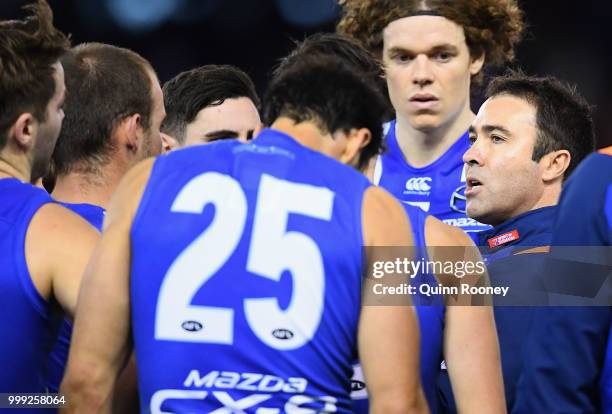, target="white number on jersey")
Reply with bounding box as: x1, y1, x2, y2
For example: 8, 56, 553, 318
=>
155, 172, 334, 350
